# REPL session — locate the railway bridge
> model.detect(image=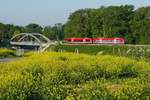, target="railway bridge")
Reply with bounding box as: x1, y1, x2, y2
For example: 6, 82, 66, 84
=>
10, 33, 55, 52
